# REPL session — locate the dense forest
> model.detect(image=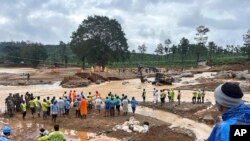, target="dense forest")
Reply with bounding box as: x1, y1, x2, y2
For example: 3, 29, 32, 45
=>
0, 16, 250, 69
